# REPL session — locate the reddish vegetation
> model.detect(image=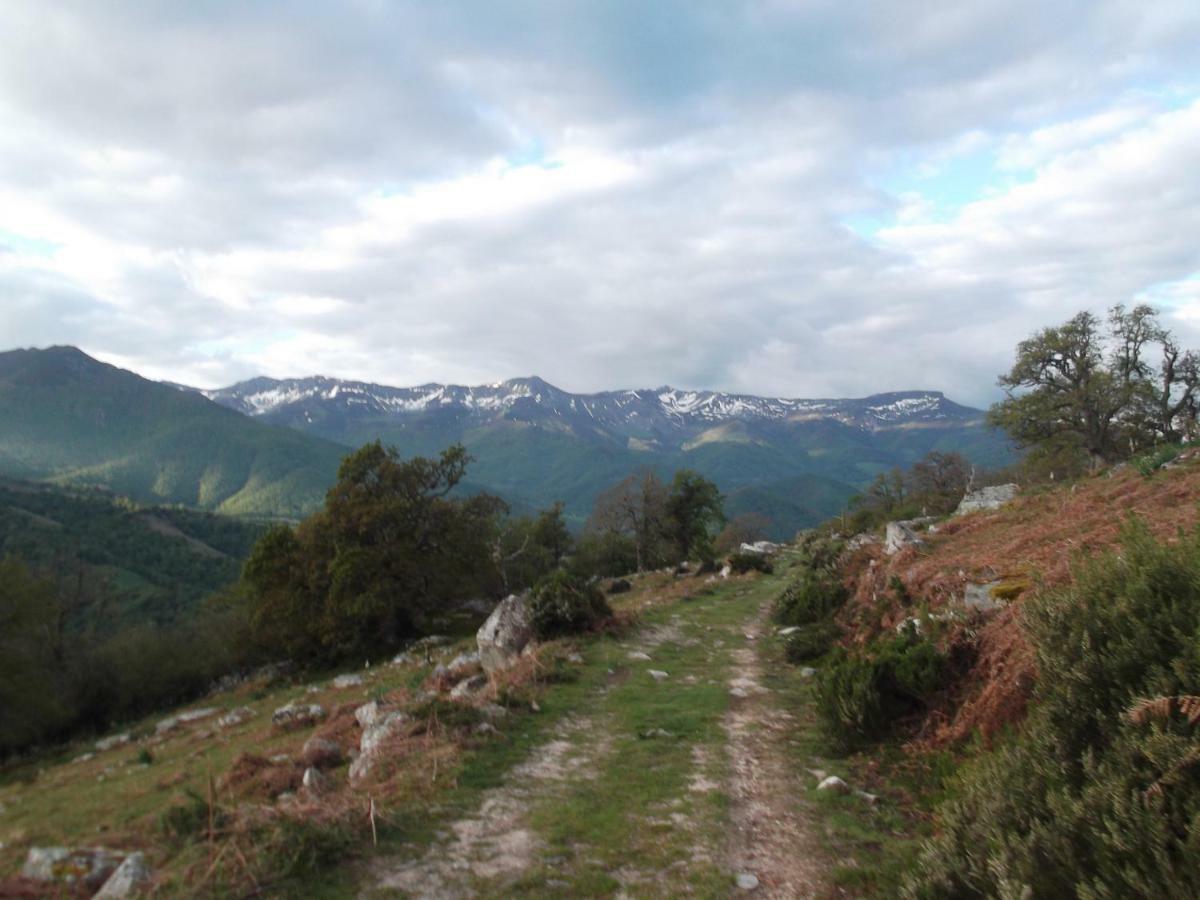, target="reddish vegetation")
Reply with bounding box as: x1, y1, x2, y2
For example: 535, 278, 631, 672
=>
840, 458, 1200, 745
